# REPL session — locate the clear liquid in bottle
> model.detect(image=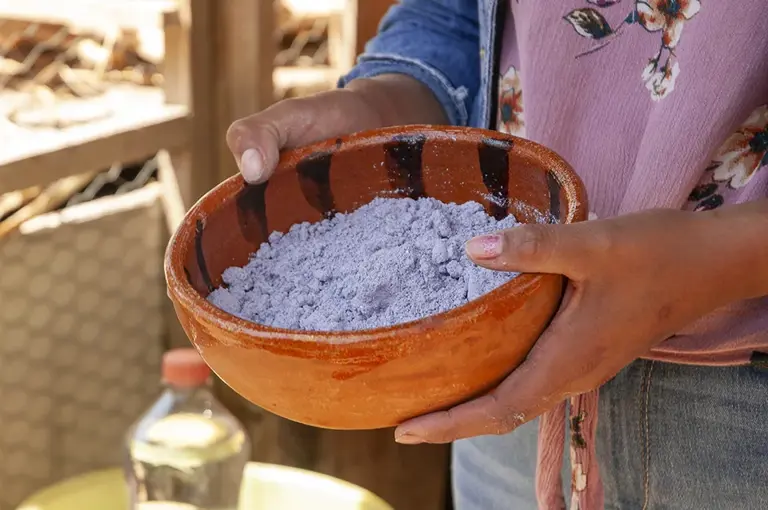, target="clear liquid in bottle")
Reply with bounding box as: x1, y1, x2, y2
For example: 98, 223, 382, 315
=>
124, 348, 250, 510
